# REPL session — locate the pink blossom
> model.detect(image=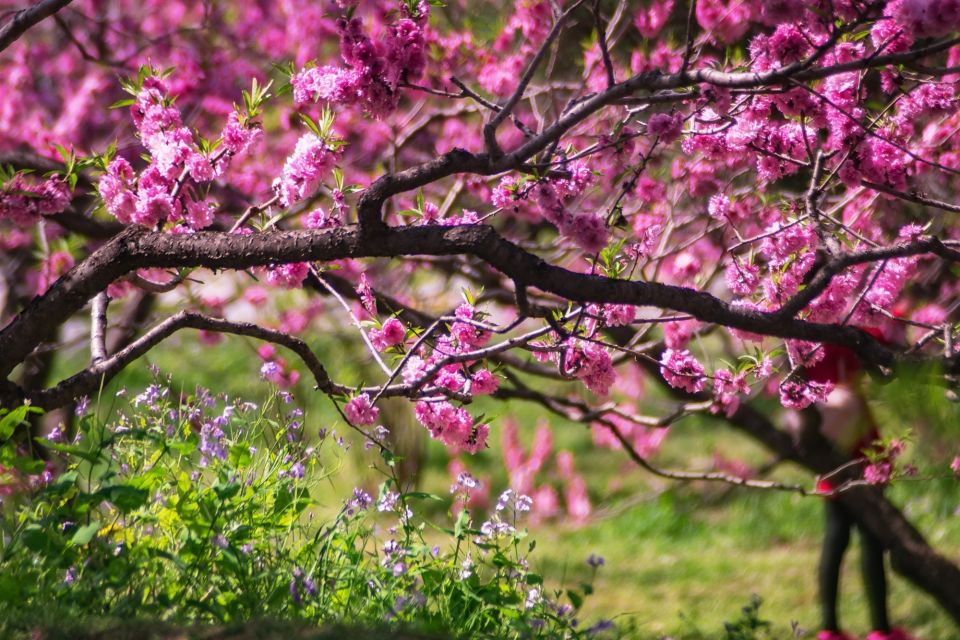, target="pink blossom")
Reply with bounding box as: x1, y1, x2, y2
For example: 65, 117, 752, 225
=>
344, 393, 379, 426
220, 112, 260, 155
470, 369, 499, 395
660, 349, 706, 393
759, 0, 806, 24
98, 158, 137, 223
186, 152, 216, 183
556, 450, 591, 522
273, 133, 338, 207
890, 0, 960, 37
647, 112, 684, 144
864, 461, 893, 485
695, 0, 750, 43
564, 341, 616, 396
184, 198, 215, 229
712, 368, 749, 416
304, 207, 340, 229
266, 262, 310, 288
634, 0, 674, 38
725, 260, 760, 296
778, 380, 834, 410
663, 320, 698, 349
602, 304, 636, 327
357, 274, 376, 316
369, 317, 405, 351
401, 355, 428, 385
414, 400, 488, 453
563, 214, 609, 253
707, 193, 731, 220
950, 456, 960, 477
